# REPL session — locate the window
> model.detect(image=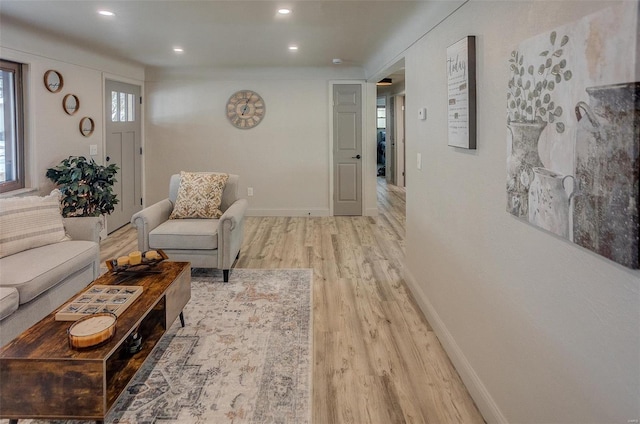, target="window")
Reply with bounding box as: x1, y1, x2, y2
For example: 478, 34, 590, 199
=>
0, 59, 25, 193
111, 90, 136, 122
377, 106, 386, 129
